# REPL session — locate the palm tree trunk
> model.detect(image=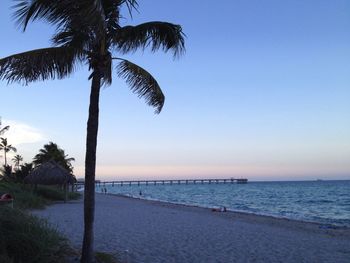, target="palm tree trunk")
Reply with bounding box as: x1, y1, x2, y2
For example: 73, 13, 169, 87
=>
4, 150, 7, 166
81, 74, 101, 263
